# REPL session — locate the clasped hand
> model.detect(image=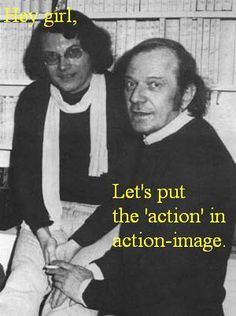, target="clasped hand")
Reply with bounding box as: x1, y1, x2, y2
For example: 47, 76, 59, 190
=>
45, 261, 94, 308
42, 237, 83, 309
